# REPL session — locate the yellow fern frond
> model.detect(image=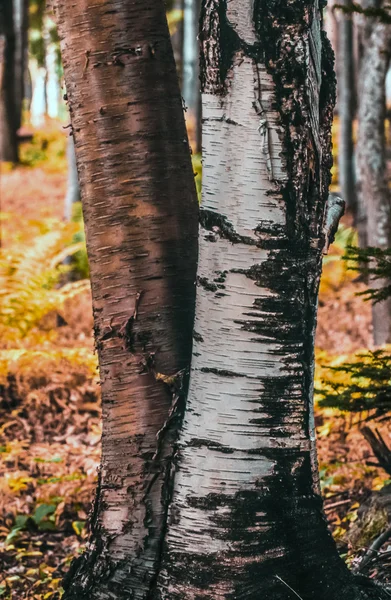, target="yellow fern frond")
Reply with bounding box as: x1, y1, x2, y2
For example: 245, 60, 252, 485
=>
0, 214, 90, 342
